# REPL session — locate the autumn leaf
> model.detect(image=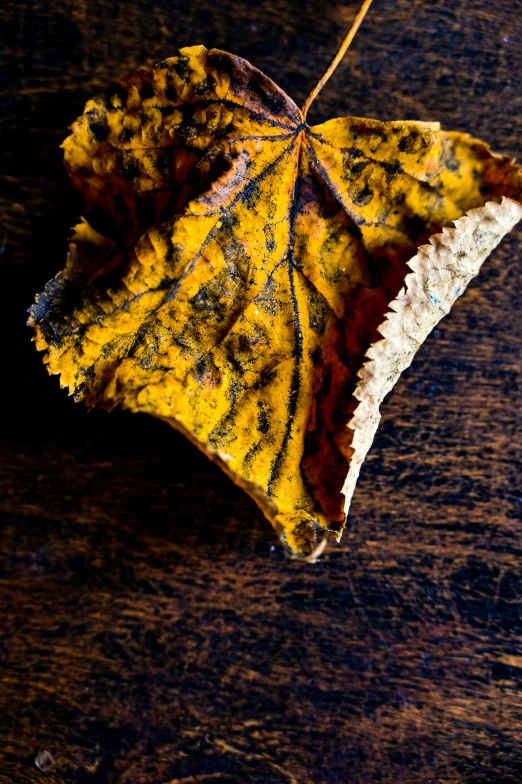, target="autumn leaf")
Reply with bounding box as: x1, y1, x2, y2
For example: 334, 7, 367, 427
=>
29, 5, 522, 558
